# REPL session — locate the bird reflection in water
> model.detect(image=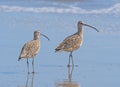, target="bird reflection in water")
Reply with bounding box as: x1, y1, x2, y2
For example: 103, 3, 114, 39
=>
56, 66, 80, 87
25, 74, 34, 87
18, 74, 34, 87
